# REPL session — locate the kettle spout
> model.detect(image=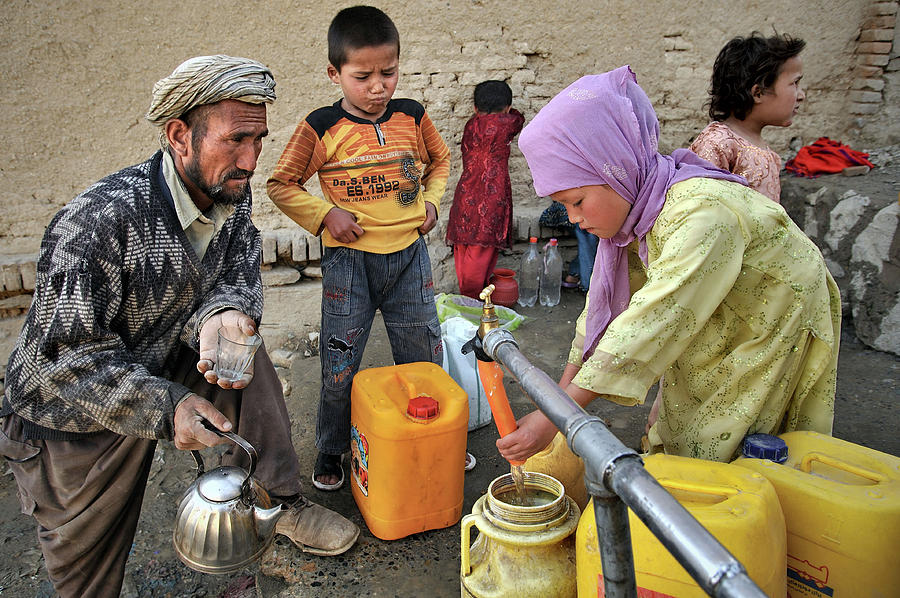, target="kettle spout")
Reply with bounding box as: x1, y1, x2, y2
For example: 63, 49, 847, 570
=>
254, 504, 285, 540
